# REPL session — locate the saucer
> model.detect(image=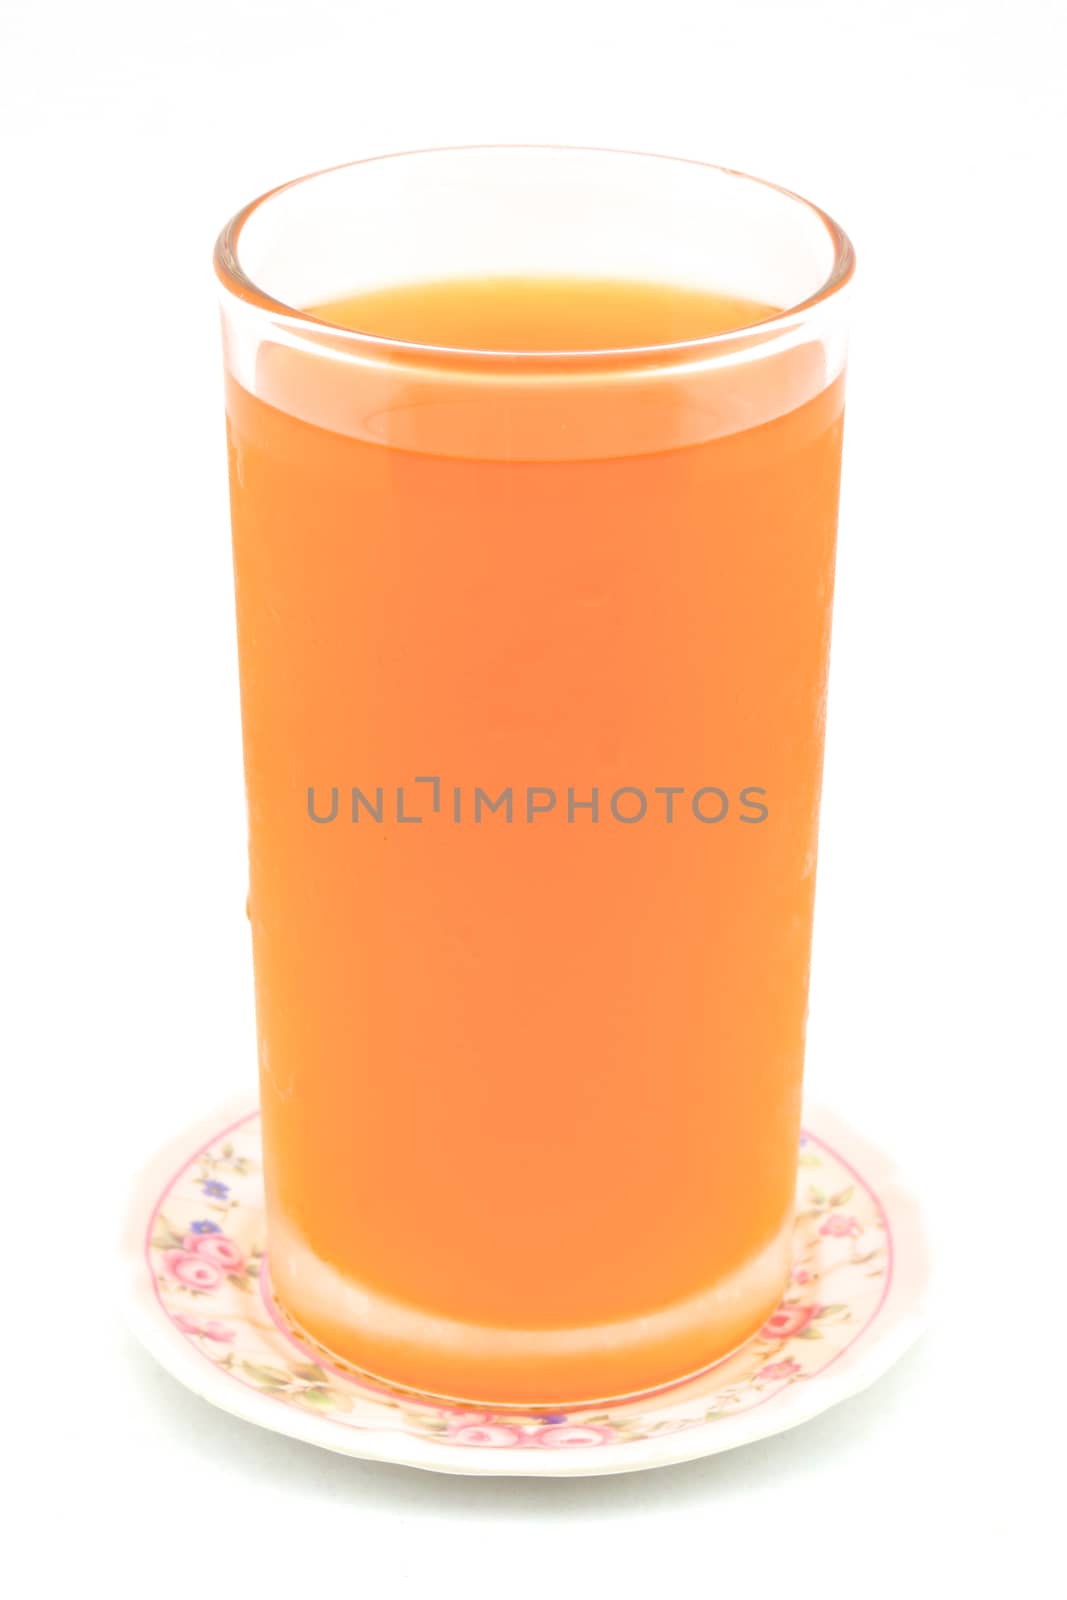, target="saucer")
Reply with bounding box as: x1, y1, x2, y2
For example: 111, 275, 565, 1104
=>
122, 1099, 927, 1476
